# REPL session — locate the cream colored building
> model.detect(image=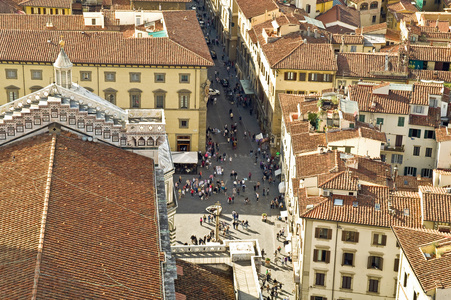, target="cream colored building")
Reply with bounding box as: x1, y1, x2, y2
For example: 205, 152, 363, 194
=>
297, 186, 422, 300
347, 0, 383, 26
349, 81, 447, 177
393, 227, 451, 300
0, 10, 213, 152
